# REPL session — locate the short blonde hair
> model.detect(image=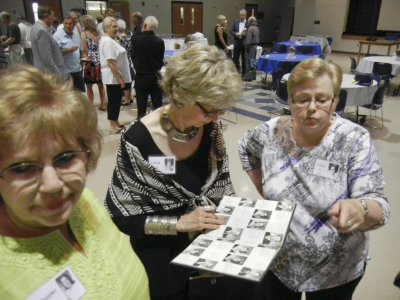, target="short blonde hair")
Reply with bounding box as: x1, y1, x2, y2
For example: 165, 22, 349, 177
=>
162, 43, 243, 108
0, 66, 102, 172
216, 15, 226, 24
288, 58, 342, 99
103, 16, 116, 32
248, 16, 257, 25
